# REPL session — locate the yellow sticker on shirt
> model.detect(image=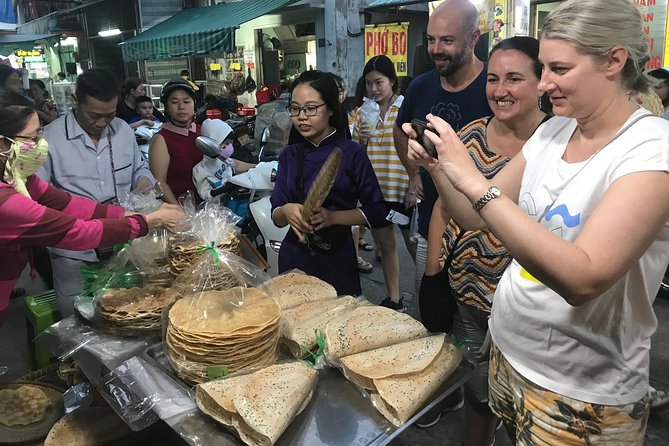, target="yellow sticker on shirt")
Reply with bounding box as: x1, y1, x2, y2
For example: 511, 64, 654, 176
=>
520, 267, 543, 283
